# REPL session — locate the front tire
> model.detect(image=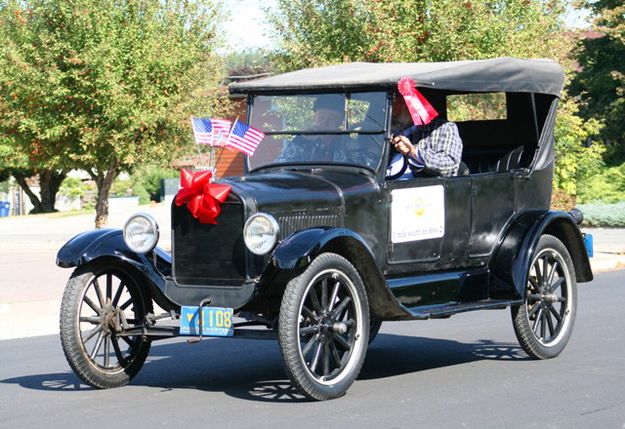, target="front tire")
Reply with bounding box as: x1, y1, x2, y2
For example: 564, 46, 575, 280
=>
369, 318, 382, 345
279, 253, 369, 400
511, 235, 577, 359
60, 260, 152, 388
